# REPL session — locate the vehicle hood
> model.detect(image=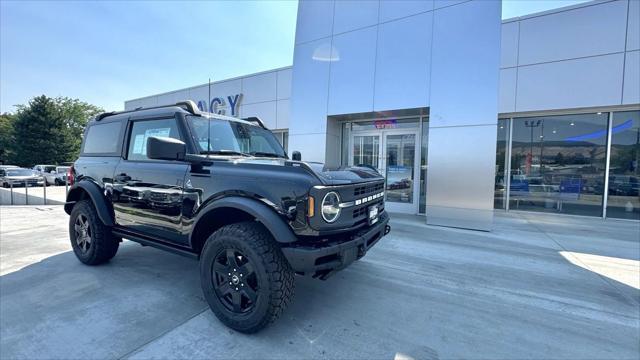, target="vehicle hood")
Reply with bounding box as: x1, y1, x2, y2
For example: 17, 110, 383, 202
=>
230, 157, 384, 185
